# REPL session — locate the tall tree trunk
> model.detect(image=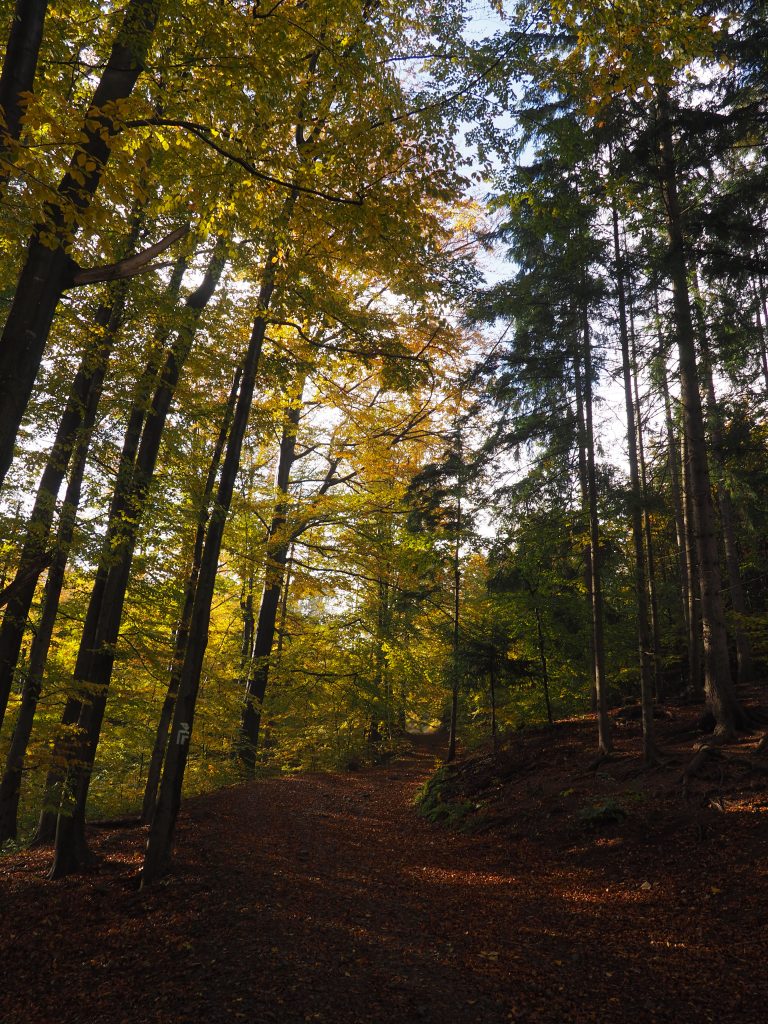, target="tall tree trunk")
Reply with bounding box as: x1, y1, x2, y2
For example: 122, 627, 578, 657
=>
447, 490, 461, 763
0, 0, 161, 489
239, 394, 303, 769
693, 276, 754, 685
611, 200, 656, 761
0, 375, 96, 841
681, 430, 704, 700
489, 661, 498, 753
533, 603, 553, 726
141, 366, 241, 823
627, 265, 663, 702
0, 281, 129, 732
142, 197, 296, 886
576, 317, 612, 755
755, 274, 768, 396
275, 543, 295, 660
658, 337, 700, 695
574, 377, 597, 713
656, 93, 745, 735
0, 0, 49, 185
32, 255, 188, 844
49, 242, 225, 878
